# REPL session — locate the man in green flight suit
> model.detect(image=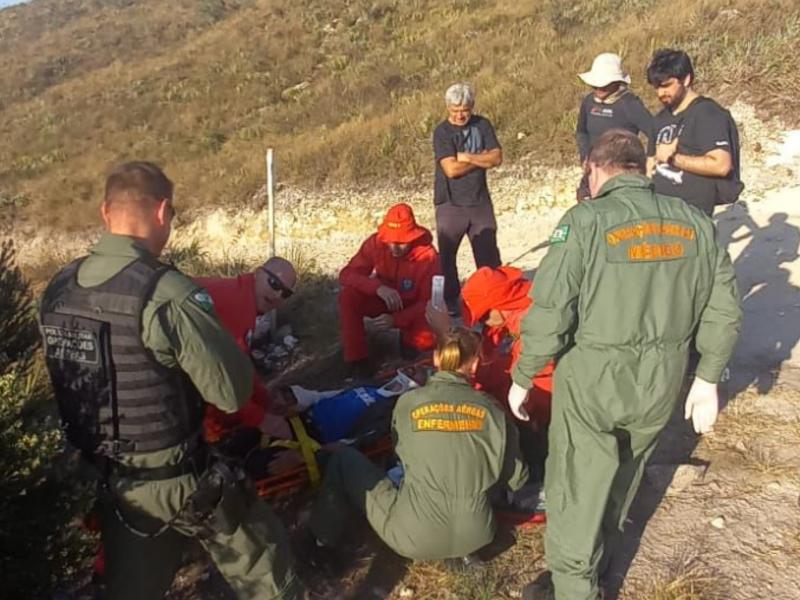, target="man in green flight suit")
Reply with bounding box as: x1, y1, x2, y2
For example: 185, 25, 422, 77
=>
508, 130, 742, 600
39, 162, 302, 600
